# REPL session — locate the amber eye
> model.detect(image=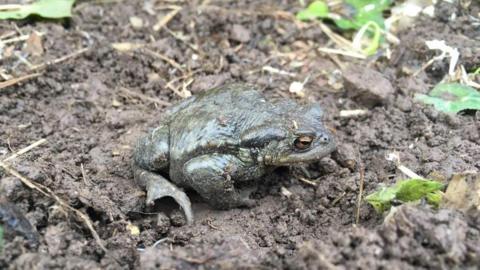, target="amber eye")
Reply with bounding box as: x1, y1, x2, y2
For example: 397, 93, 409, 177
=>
294, 136, 314, 150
